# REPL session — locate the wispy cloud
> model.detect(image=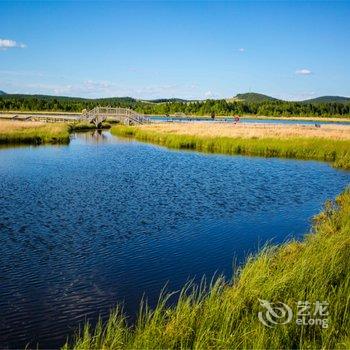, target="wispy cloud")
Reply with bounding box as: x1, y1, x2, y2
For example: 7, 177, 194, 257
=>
273, 91, 316, 101
204, 91, 219, 99
0, 38, 26, 50
295, 68, 312, 76
2, 80, 207, 99
238, 48, 245, 52
0, 70, 43, 77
